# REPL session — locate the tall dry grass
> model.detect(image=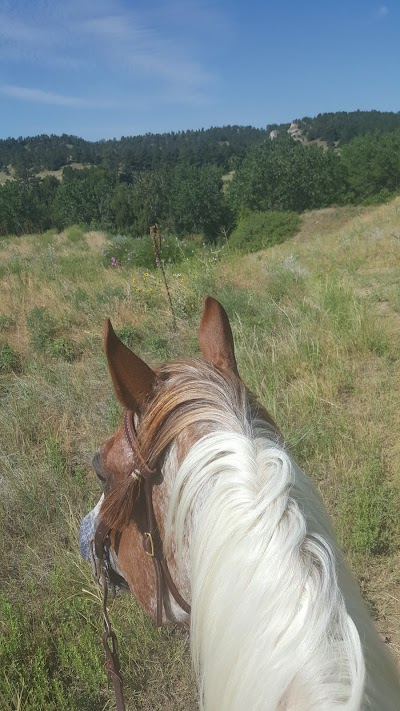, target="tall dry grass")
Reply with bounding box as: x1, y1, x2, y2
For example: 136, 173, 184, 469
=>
1, 203, 399, 708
